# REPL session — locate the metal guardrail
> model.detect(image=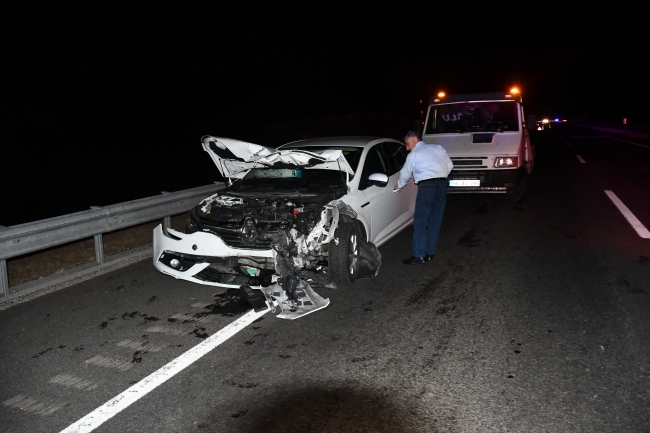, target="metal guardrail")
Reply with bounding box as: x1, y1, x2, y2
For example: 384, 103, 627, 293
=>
0, 183, 225, 296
